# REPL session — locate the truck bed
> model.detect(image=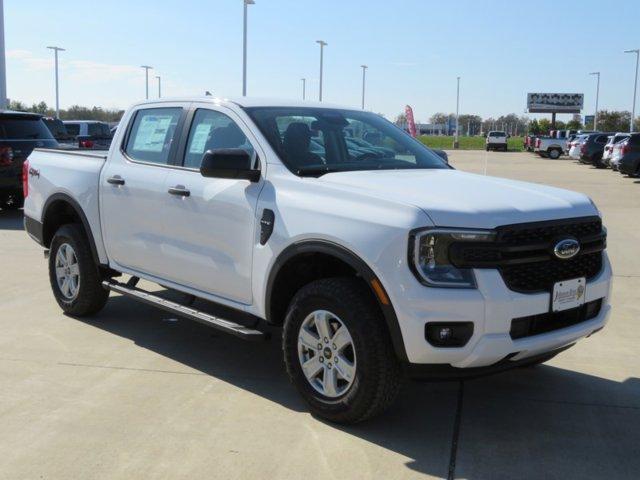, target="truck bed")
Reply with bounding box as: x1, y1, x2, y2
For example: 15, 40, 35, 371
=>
24, 147, 109, 264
